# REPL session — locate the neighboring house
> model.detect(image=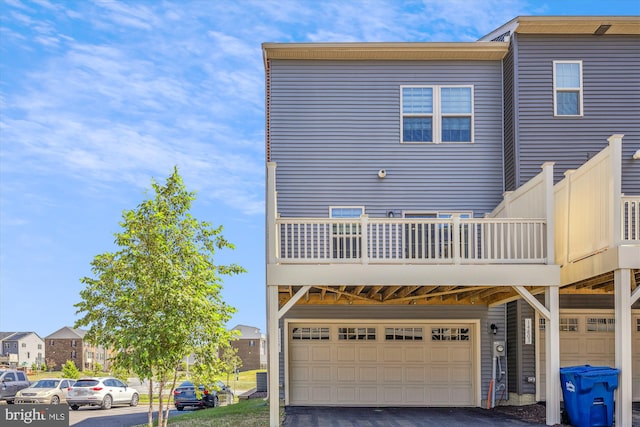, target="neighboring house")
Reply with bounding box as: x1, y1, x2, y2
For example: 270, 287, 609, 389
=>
230, 325, 267, 371
0, 332, 45, 369
45, 327, 111, 372
263, 16, 639, 427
